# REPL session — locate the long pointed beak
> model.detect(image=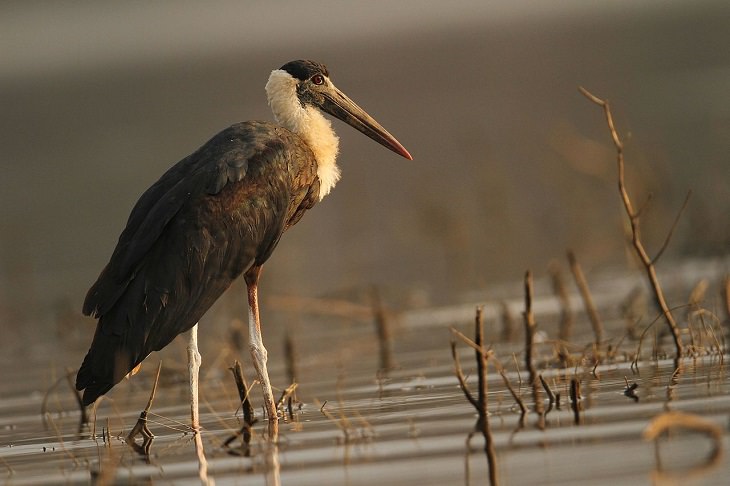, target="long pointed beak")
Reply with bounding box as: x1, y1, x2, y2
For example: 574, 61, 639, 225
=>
320, 85, 413, 160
